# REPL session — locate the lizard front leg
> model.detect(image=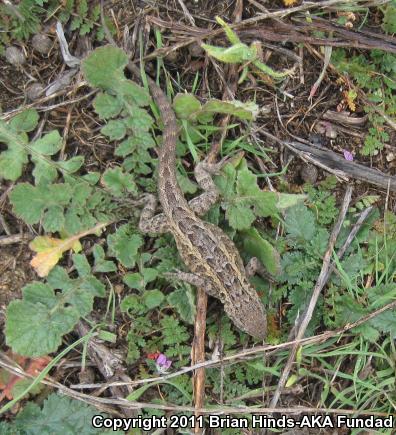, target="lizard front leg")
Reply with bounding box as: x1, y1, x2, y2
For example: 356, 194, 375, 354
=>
164, 270, 218, 297
138, 194, 169, 234
139, 161, 221, 231
188, 160, 223, 216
